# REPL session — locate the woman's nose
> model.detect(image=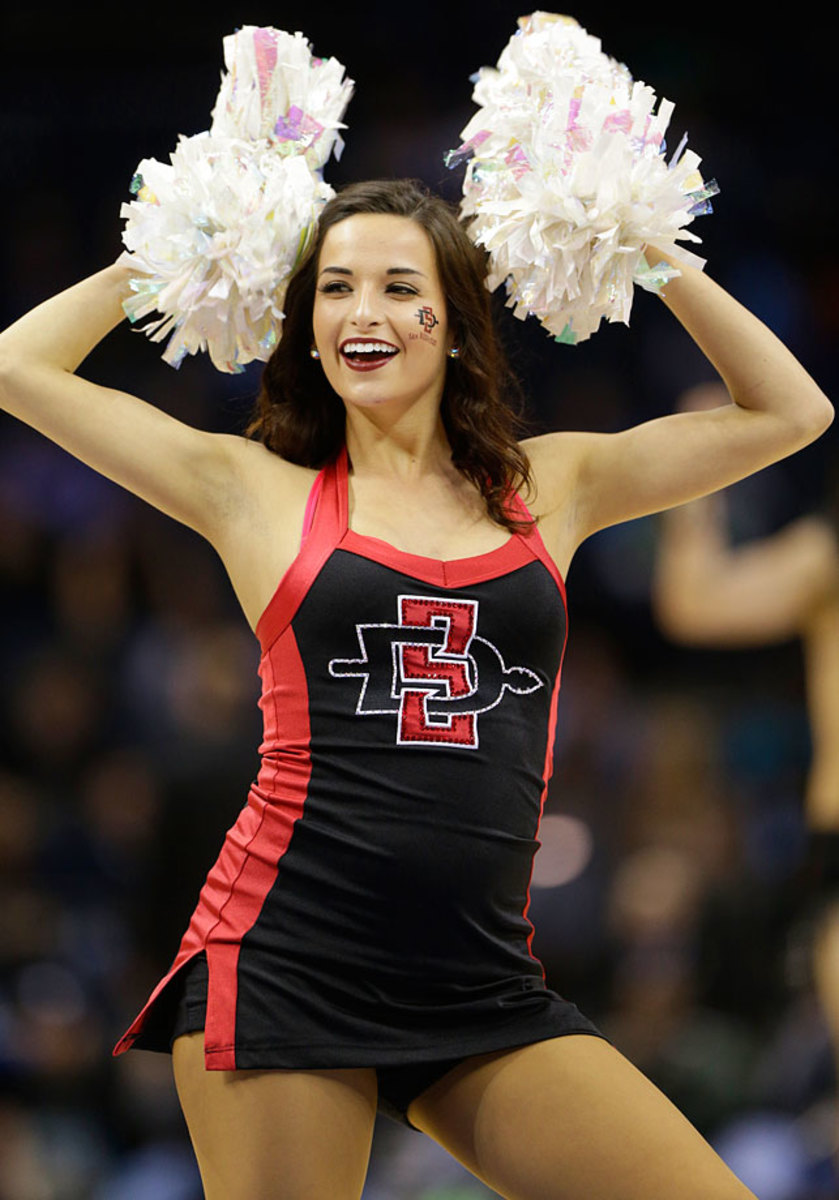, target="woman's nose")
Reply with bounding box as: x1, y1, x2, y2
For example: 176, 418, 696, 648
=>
350, 285, 382, 327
